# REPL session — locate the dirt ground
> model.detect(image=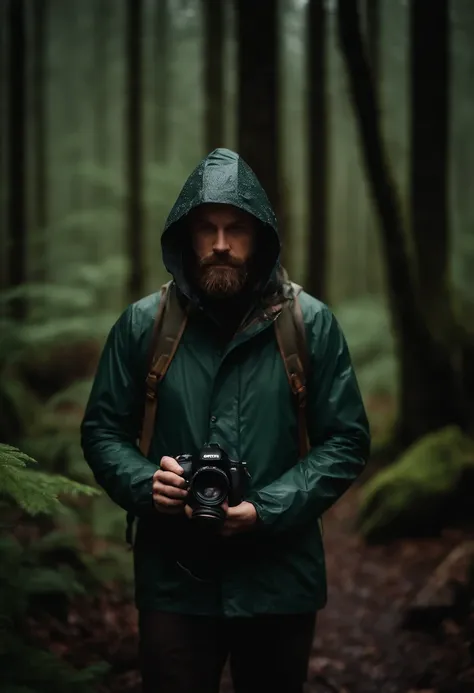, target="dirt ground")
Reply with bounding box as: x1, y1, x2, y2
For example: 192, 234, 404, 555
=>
29, 481, 474, 693
219, 484, 473, 693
